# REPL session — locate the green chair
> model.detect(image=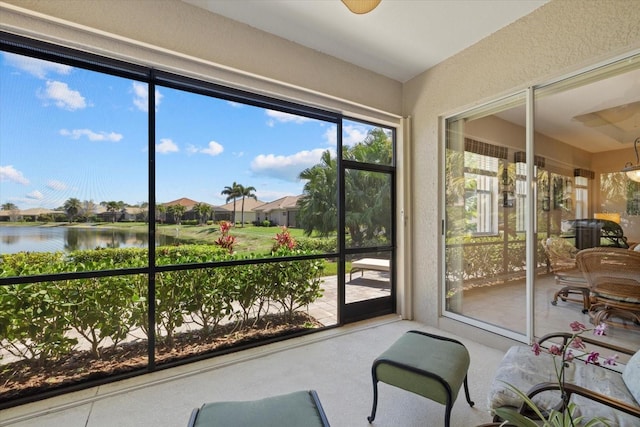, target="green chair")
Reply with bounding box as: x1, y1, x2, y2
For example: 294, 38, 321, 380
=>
188, 390, 330, 427
367, 330, 474, 427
